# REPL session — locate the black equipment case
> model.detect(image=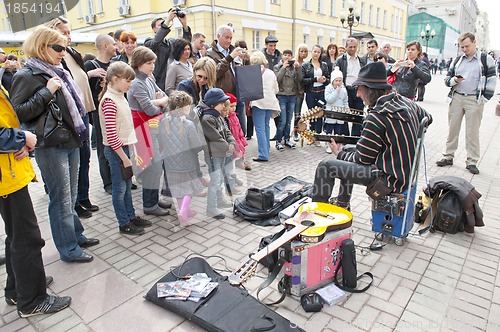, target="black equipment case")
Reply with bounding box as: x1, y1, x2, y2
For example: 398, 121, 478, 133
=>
145, 257, 305, 332
233, 176, 313, 226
